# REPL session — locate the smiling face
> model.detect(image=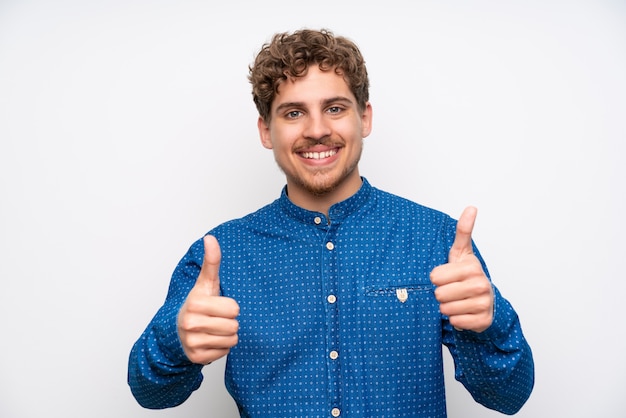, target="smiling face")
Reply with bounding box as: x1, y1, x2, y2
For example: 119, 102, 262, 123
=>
258, 65, 373, 212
